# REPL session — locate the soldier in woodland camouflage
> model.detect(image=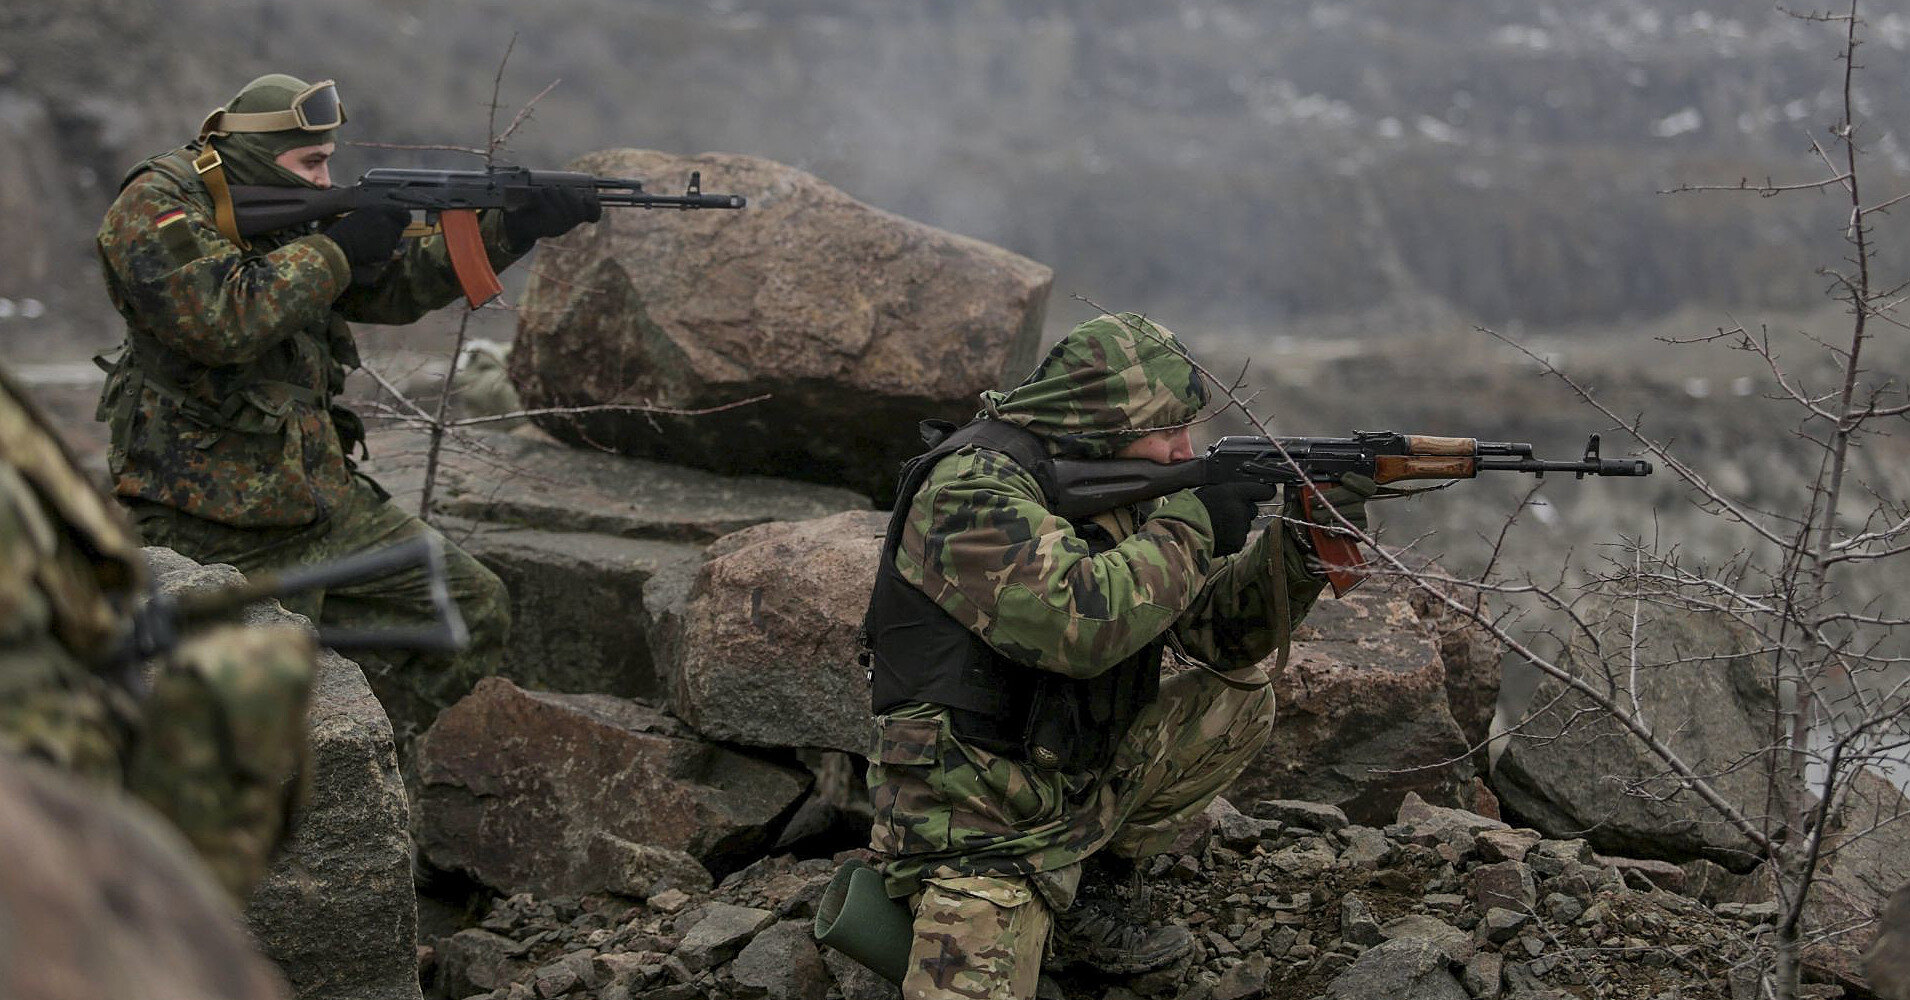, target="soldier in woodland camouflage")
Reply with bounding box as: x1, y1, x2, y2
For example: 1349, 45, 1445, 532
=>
864, 314, 1375, 998
0, 369, 314, 901
94, 74, 598, 736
